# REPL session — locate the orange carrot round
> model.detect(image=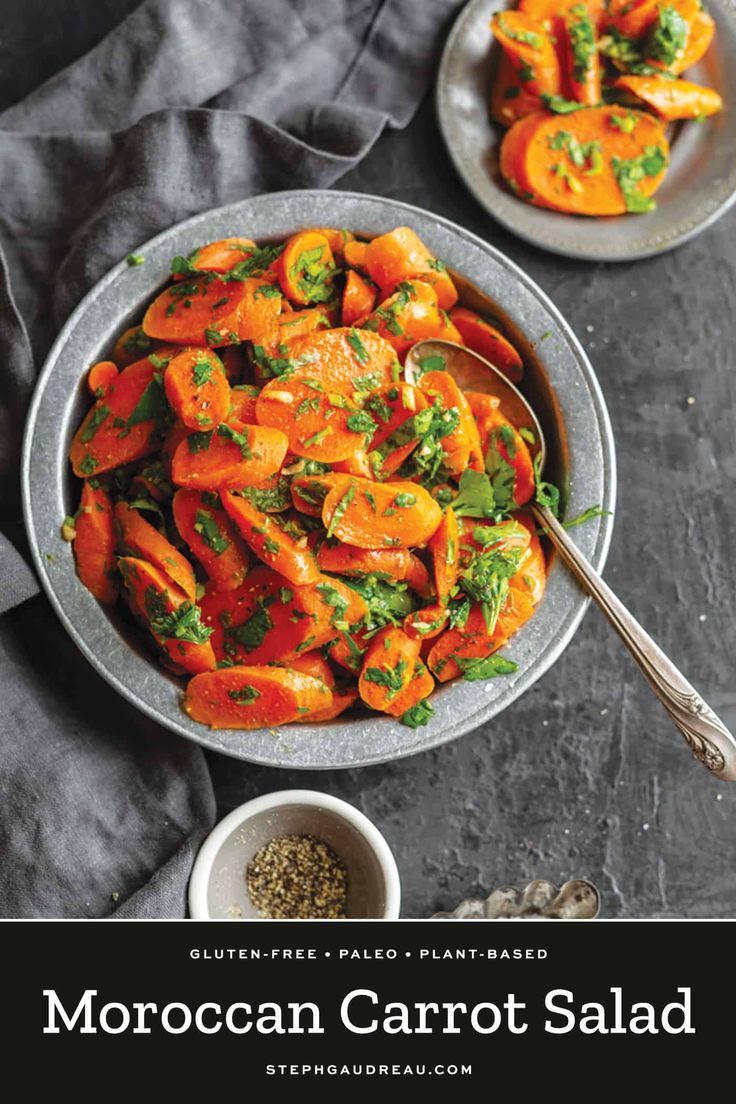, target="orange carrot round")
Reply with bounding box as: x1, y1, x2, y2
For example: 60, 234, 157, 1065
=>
358, 626, 434, 717
289, 654, 359, 723
255, 375, 377, 463
613, 75, 722, 121
562, 3, 601, 105
87, 360, 119, 398
143, 275, 254, 347
491, 11, 561, 100
284, 326, 400, 393
347, 227, 458, 310
419, 370, 484, 476
170, 421, 288, 491
221, 492, 320, 585
172, 489, 250, 591
359, 281, 461, 362
342, 269, 377, 326
321, 476, 442, 550
163, 348, 231, 430
176, 238, 255, 278
428, 505, 459, 605
450, 308, 524, 384
114, 500, 197, 601
72, 482, 118, 605
183, 665, 331, 729
277, 231, 336, 306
